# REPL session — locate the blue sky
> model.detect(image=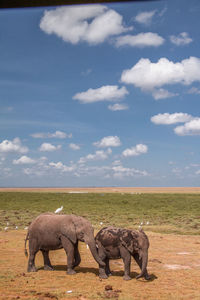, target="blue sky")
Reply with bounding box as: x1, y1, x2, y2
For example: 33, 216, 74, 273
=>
1, 0, 200, 187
